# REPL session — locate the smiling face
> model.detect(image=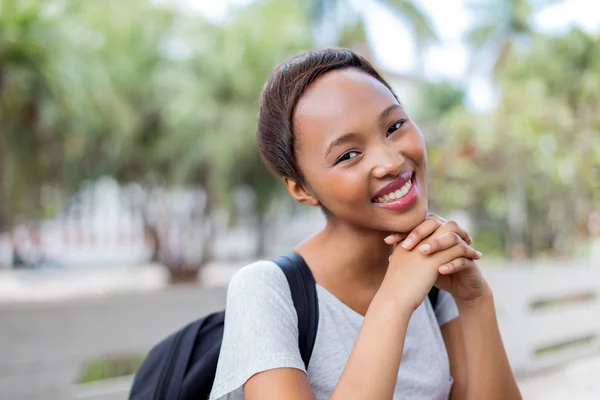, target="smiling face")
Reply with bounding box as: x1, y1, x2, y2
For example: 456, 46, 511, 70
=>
288, 67, 429, 234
